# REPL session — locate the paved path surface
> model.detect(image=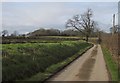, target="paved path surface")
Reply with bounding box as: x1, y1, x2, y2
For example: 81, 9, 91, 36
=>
48, 44, 109, 81
89, 45, 109, 81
